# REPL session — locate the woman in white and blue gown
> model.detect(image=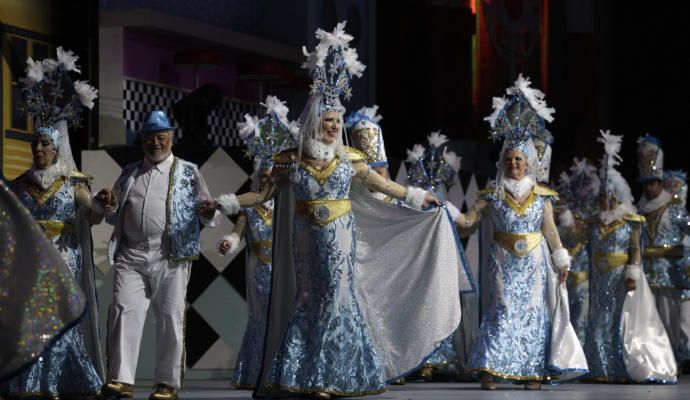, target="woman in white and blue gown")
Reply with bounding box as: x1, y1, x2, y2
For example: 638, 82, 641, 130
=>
218, 96, 296, 389
584, 130, 676, 383
457, 75, 588, 390
215, 22, 472, 399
